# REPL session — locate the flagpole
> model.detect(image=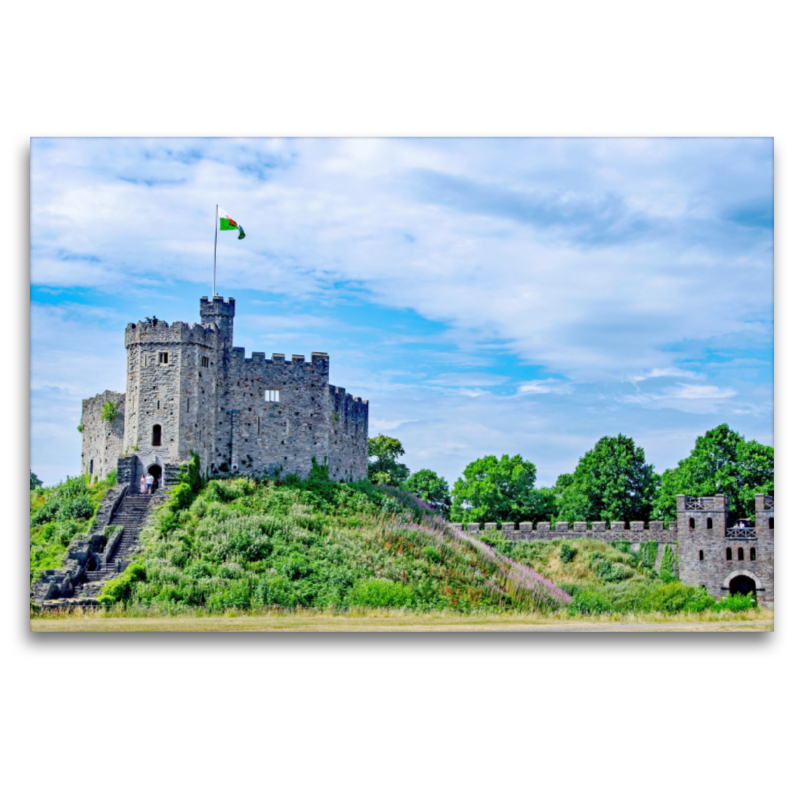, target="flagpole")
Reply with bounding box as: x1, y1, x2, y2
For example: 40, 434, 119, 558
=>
213, 204, 218, 297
